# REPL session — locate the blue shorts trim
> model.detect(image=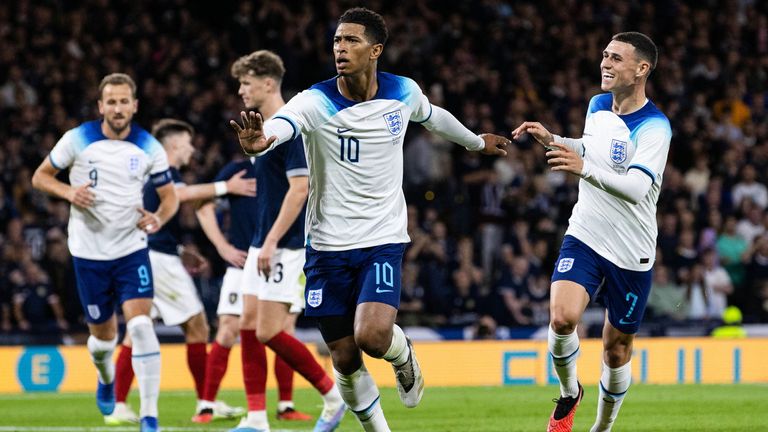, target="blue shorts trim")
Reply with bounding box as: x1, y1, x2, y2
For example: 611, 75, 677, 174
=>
552, 235, 652, 334
303, 243, 406, 317
73, 248, 154, 324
